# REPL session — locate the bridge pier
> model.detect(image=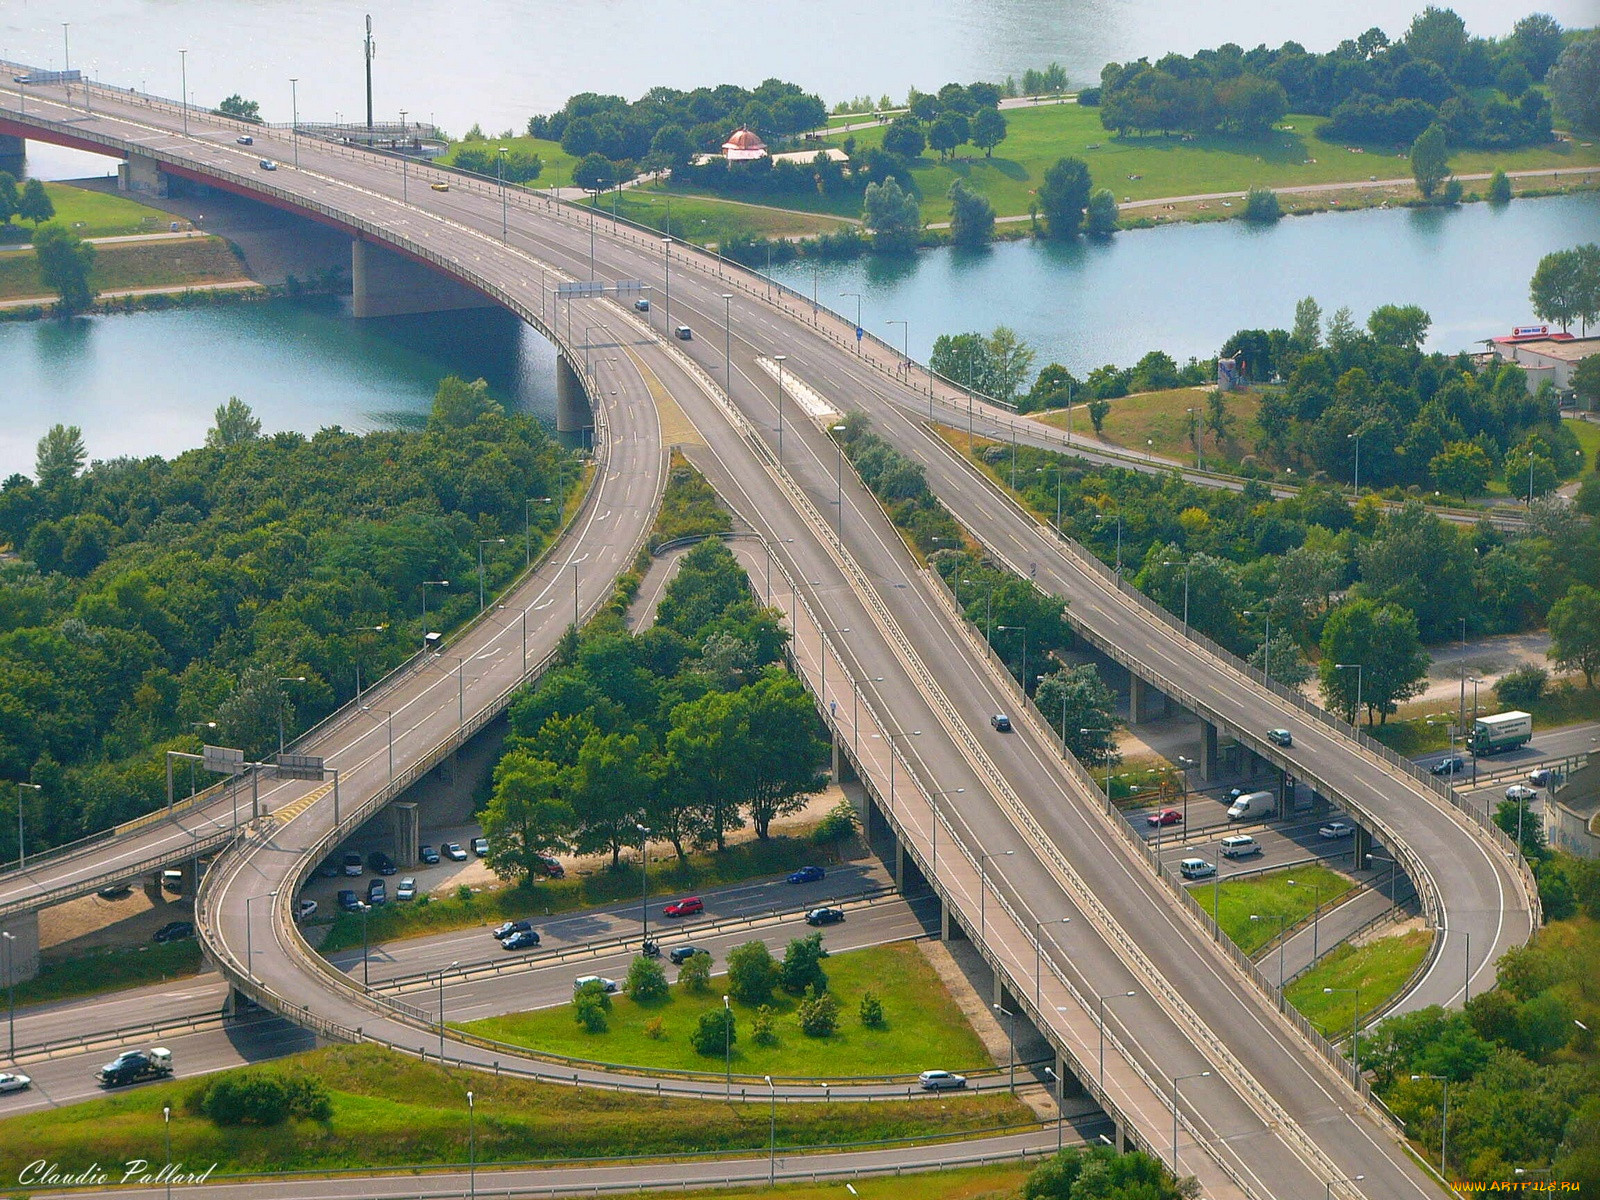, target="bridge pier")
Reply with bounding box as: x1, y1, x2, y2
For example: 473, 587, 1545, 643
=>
389, 802, 420, 868
555, 354, 593, 435
0, 133, 23, 174
1198, 721, 1219, 782
1353, 824, 1372, 868
1053, 1050, 1086, 1099
349, 235, 495, 319
0, 909, 41, 985
117, 152, 168, 198
1128, 674, 1144, 724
